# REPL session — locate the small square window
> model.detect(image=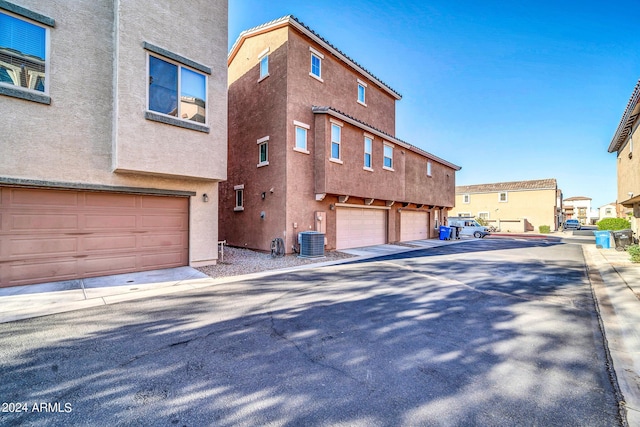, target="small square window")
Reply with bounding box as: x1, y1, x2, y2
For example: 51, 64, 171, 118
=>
259, 142, 268, 164
234, 185, 244, 211
364, 136, 373, 169
0, 10, 50, 101
331, 124, 341, 160
427, 161, 432, 176
358, 83, 366, 104
463, 194, 470, 203
311, 53, 321, 78
259, 55, 269, 79
383, 145, 393, 169
499, 192, 508, 202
